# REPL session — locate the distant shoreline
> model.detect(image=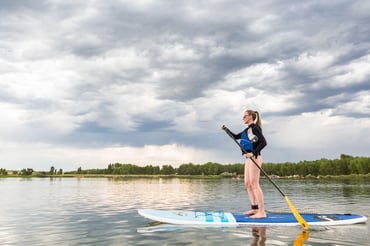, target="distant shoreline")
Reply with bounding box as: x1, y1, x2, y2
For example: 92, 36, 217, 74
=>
1, 173, 369, 179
